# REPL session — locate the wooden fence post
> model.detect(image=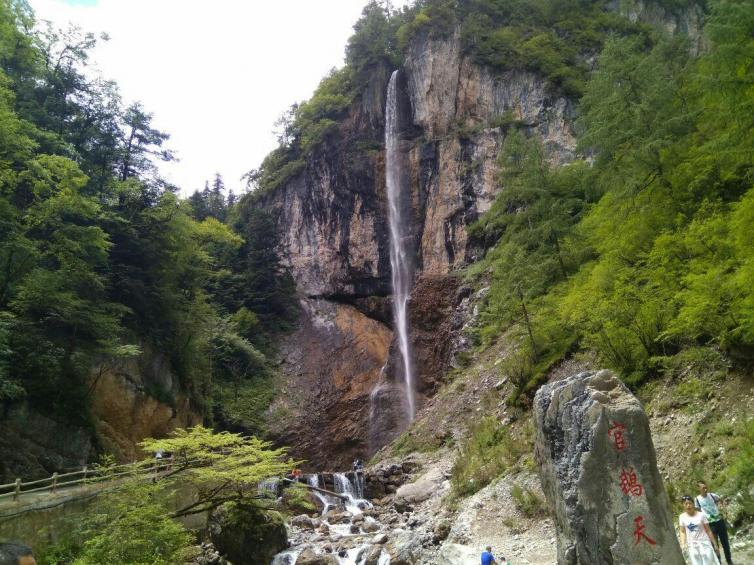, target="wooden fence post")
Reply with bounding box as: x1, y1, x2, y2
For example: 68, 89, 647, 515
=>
82, 465, 88, 484
13, 478, 21, 501
51, 472, 58, 493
